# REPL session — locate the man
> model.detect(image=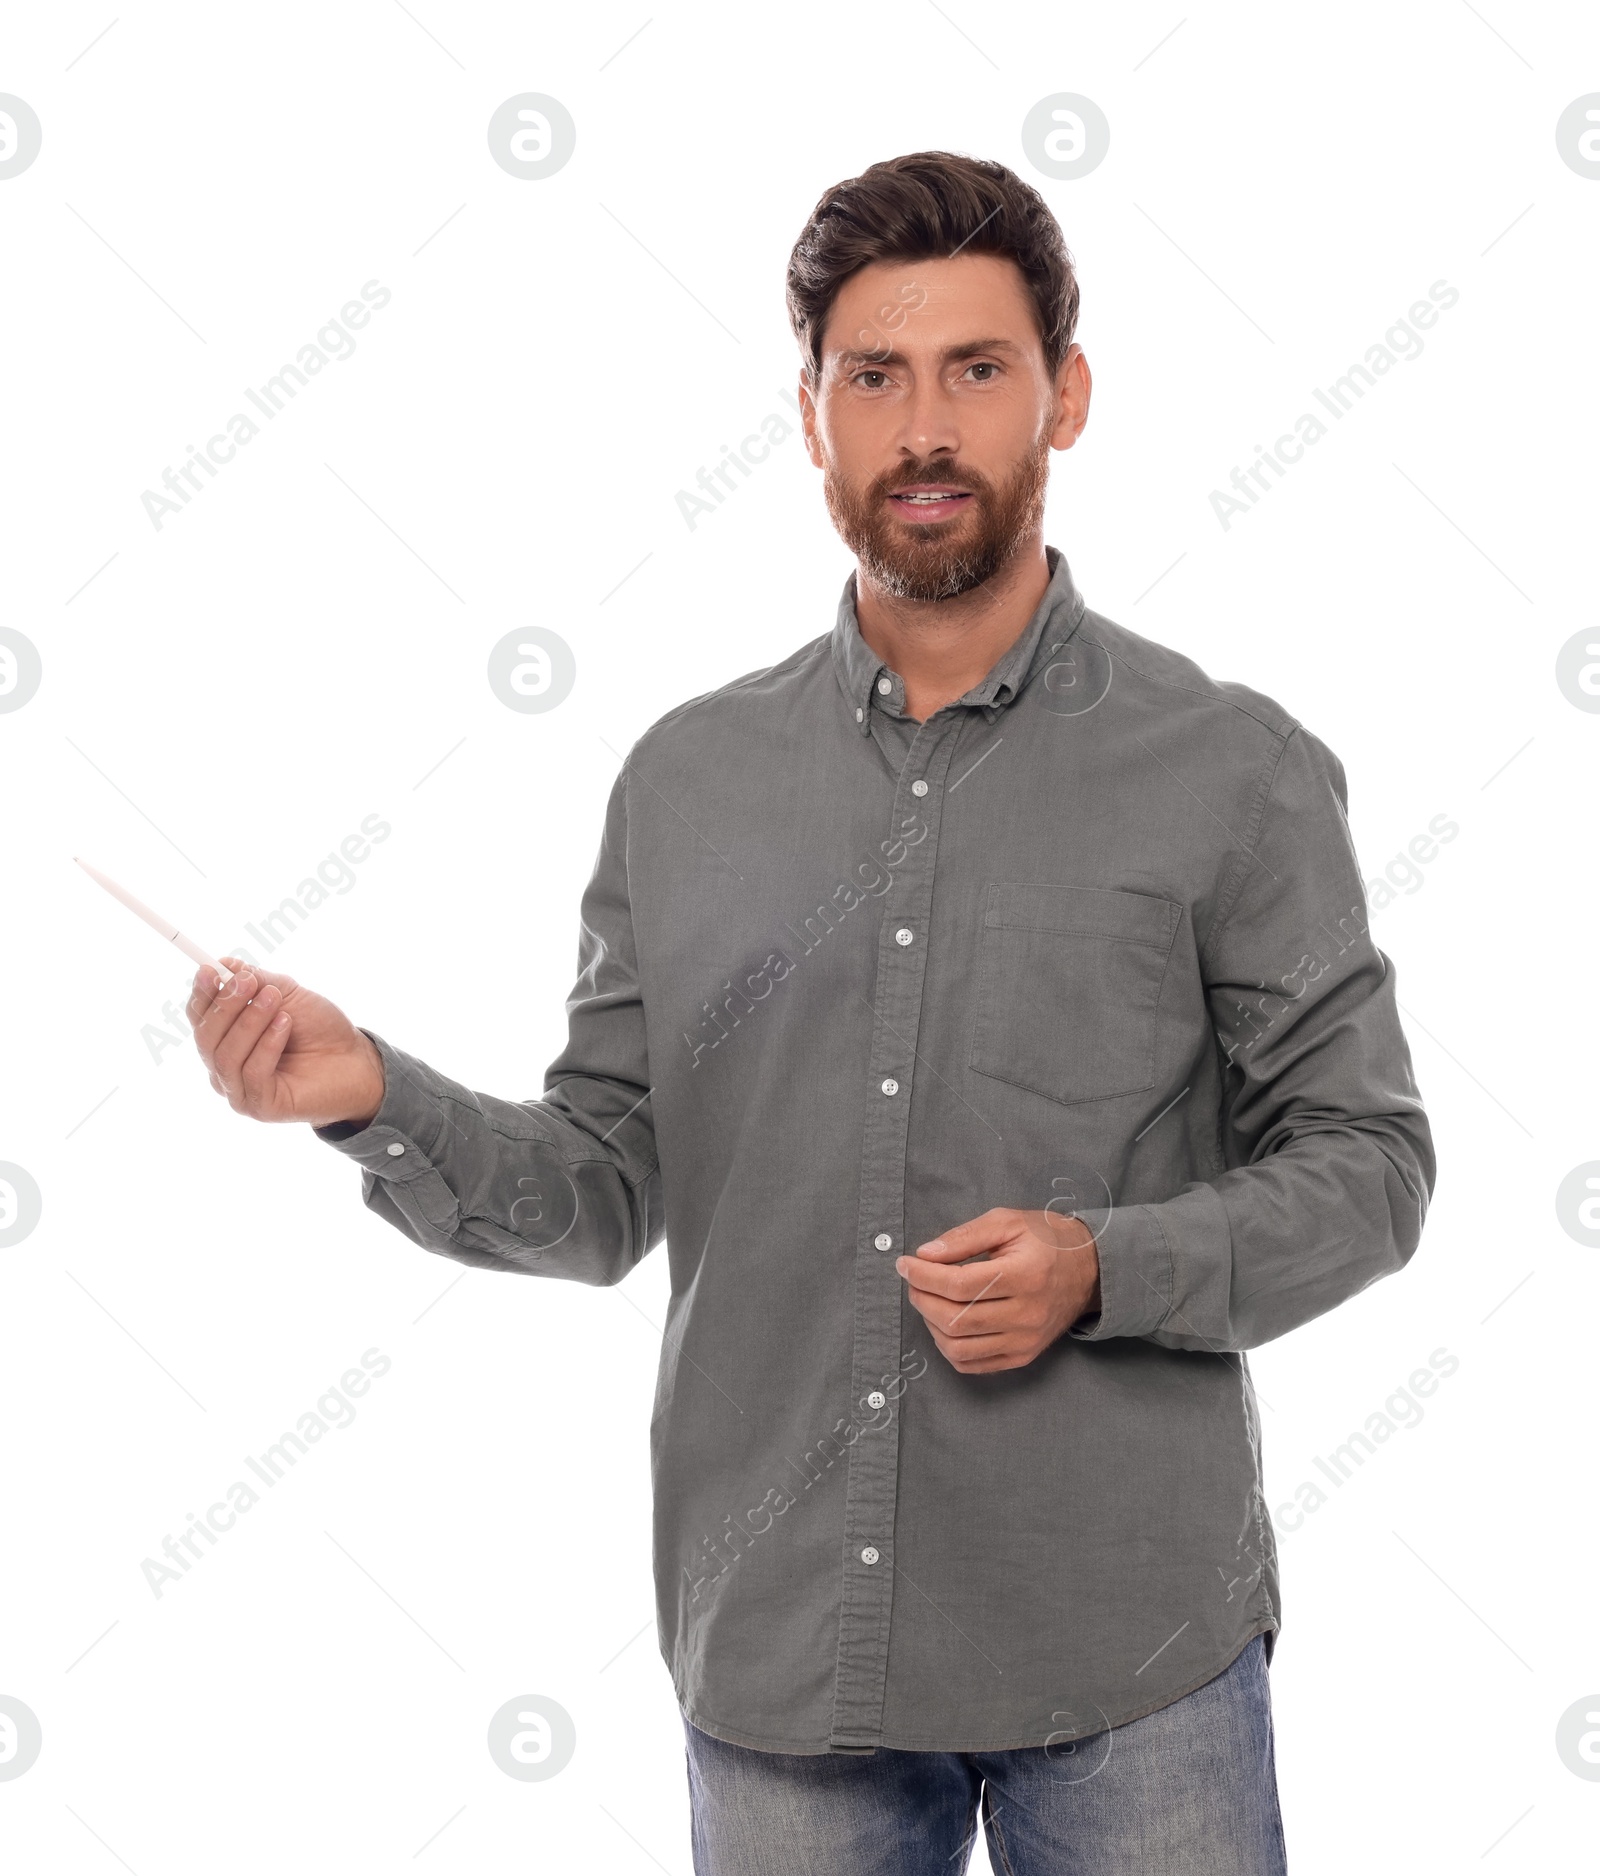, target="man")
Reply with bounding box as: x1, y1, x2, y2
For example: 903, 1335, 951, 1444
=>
189, 152, 1434, 1873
